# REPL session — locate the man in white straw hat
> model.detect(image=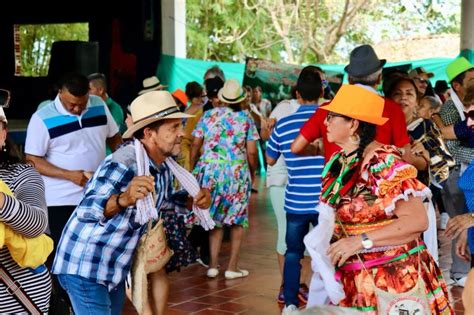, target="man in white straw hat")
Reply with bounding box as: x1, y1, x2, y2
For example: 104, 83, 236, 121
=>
138, 75, 167, 95
52, 90, 211, 315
